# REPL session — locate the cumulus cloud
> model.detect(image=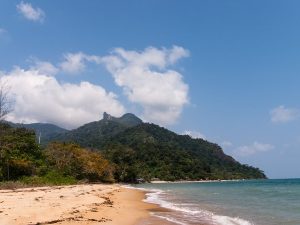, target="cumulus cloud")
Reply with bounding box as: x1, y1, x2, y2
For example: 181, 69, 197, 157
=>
182, 130, 206, 140
60, 52, 87, 74
4, 46, 189, 127
1, 68, 125, 129
17, 1, 45, 22
101, 46, 189, 125
270, 105, 299, 123
235, 142, 274, 157
168, 45, 190, 64
59, 52, 101, 74
30, 60, 58, 75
